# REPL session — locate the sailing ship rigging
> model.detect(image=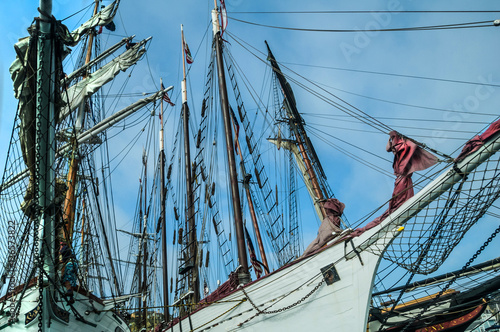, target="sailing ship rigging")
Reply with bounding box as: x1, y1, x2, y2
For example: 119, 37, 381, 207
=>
1, 1, 500, 332
0, 0, 172, 330
148, 2, 500, 331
